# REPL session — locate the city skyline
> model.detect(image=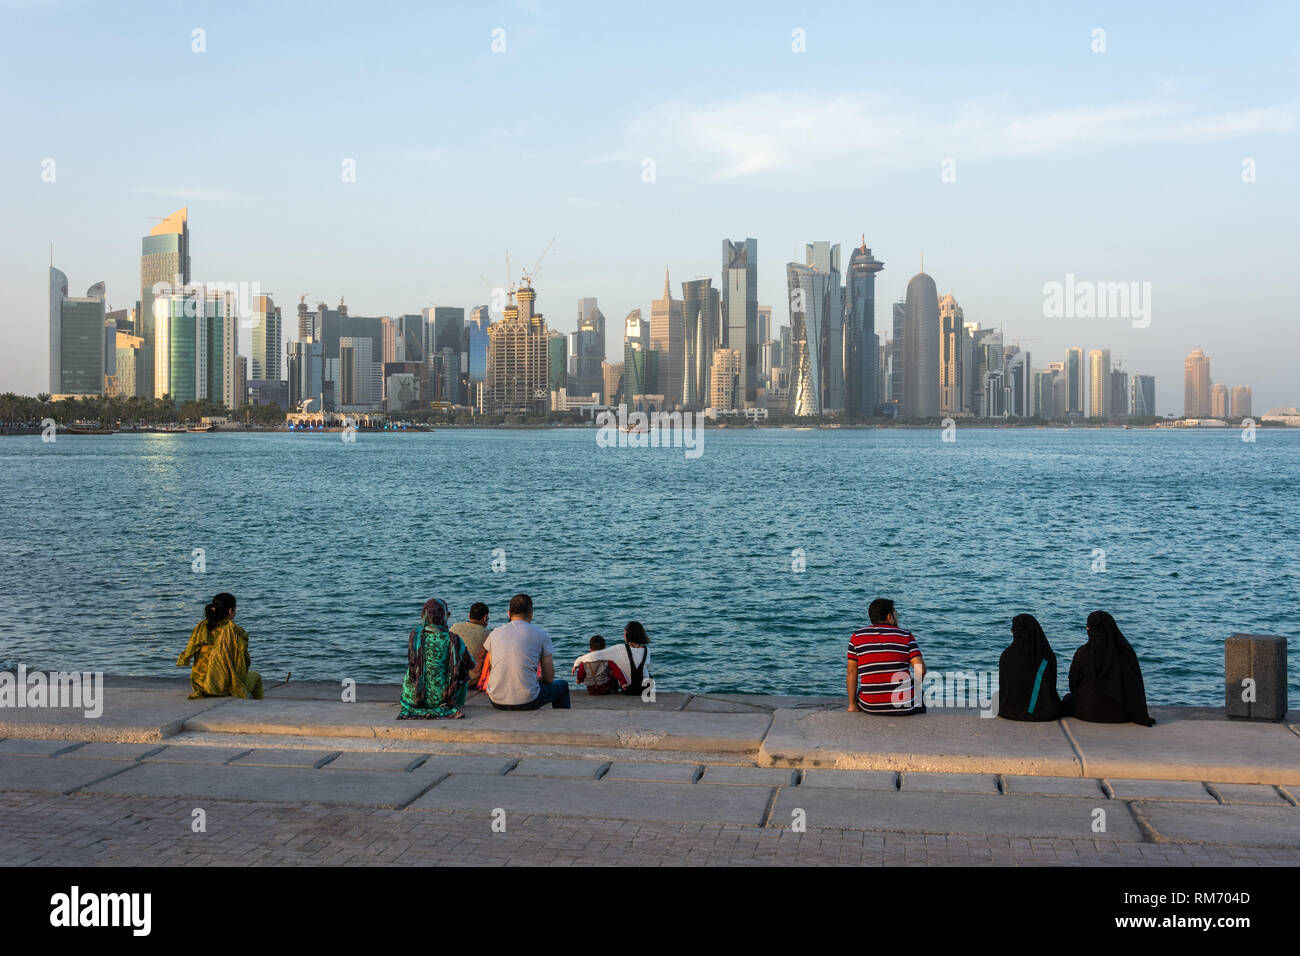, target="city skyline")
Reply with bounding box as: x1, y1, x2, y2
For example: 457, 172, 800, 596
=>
6, 2, 1297, 411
